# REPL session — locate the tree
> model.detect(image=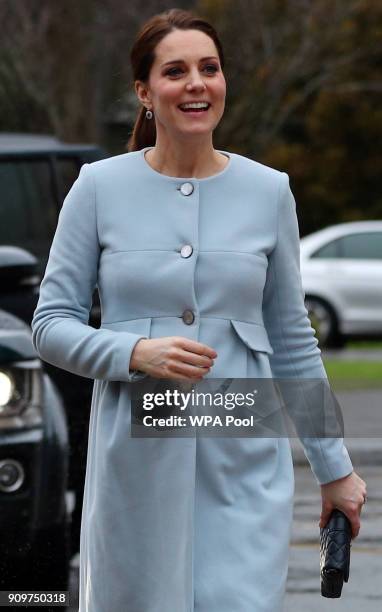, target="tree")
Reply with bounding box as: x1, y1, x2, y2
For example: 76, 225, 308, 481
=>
0, 0, 194, 141
197, 0, 382, 230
